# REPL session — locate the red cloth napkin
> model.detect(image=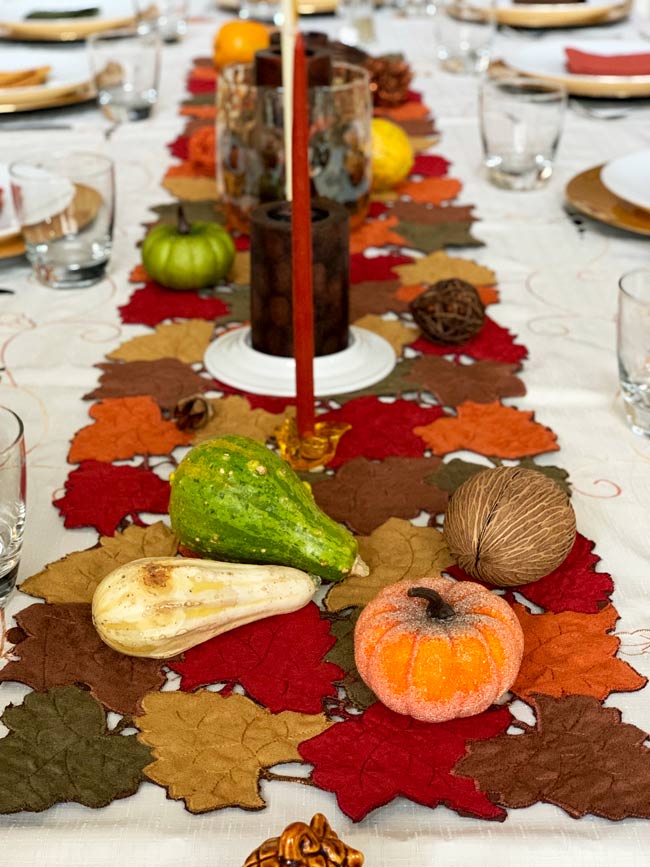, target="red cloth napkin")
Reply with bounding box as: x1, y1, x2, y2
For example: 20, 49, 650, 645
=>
566, 46, 650, 76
